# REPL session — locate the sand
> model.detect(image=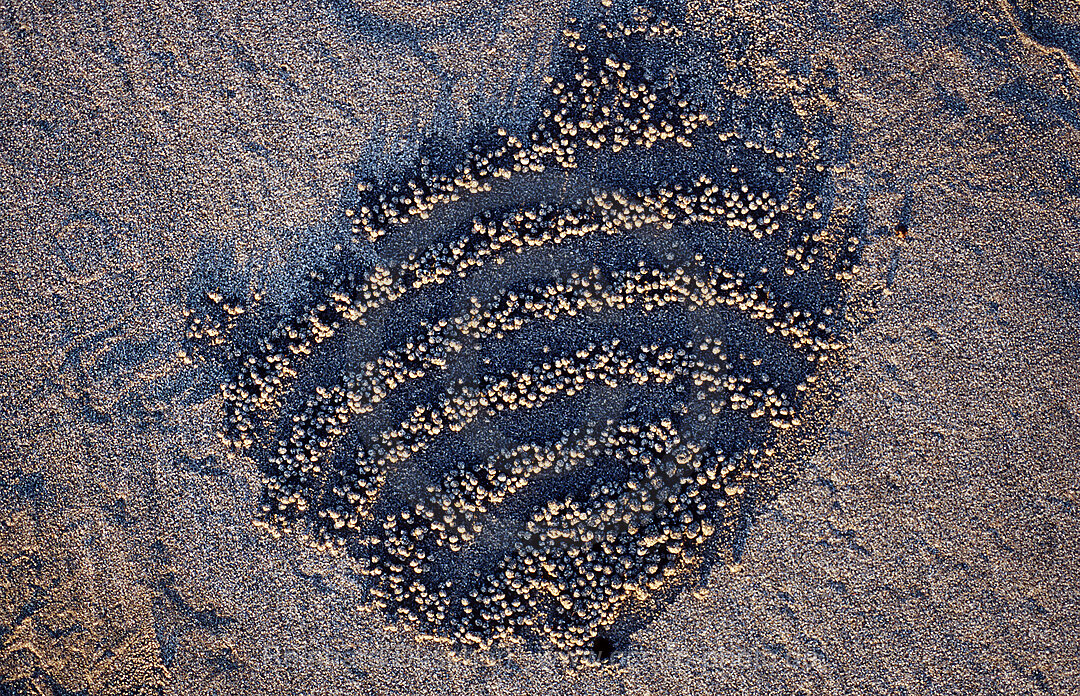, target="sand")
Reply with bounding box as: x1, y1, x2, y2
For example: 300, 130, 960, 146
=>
1, 0, 1078, 694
